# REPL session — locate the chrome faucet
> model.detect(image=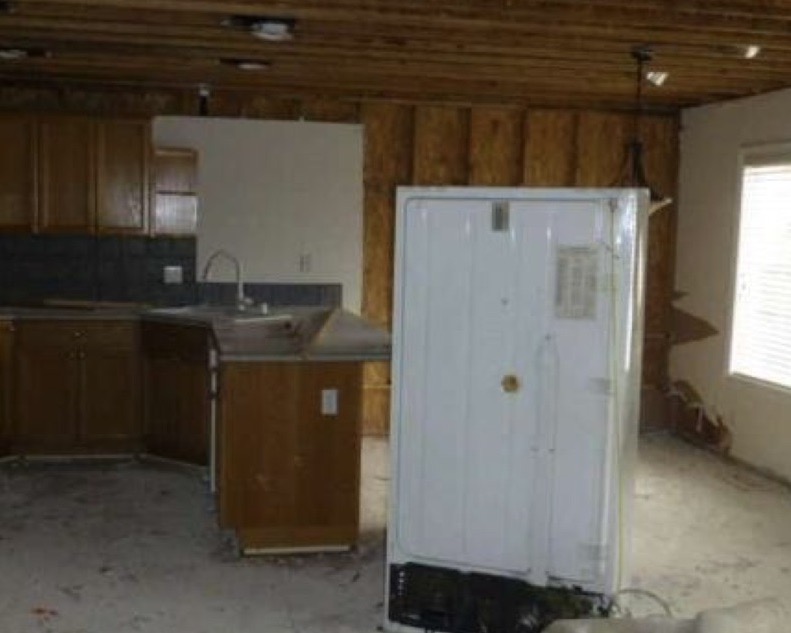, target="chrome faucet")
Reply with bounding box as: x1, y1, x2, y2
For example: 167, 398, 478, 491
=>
201, 249, 253, 310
